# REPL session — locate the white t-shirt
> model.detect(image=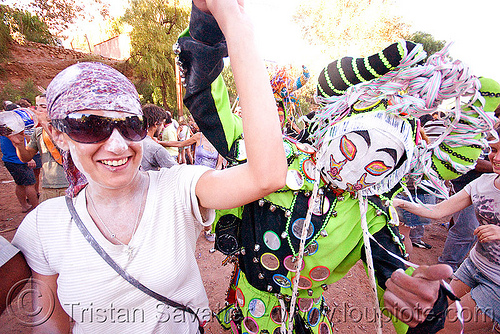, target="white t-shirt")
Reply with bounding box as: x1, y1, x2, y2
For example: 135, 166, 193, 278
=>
465, 173, 500, 285
13, 165, 215, 333
0, 236, 19, 267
